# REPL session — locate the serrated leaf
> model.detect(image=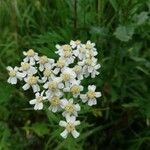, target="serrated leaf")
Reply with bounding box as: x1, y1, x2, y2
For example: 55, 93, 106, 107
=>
114, 25, 134, 42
